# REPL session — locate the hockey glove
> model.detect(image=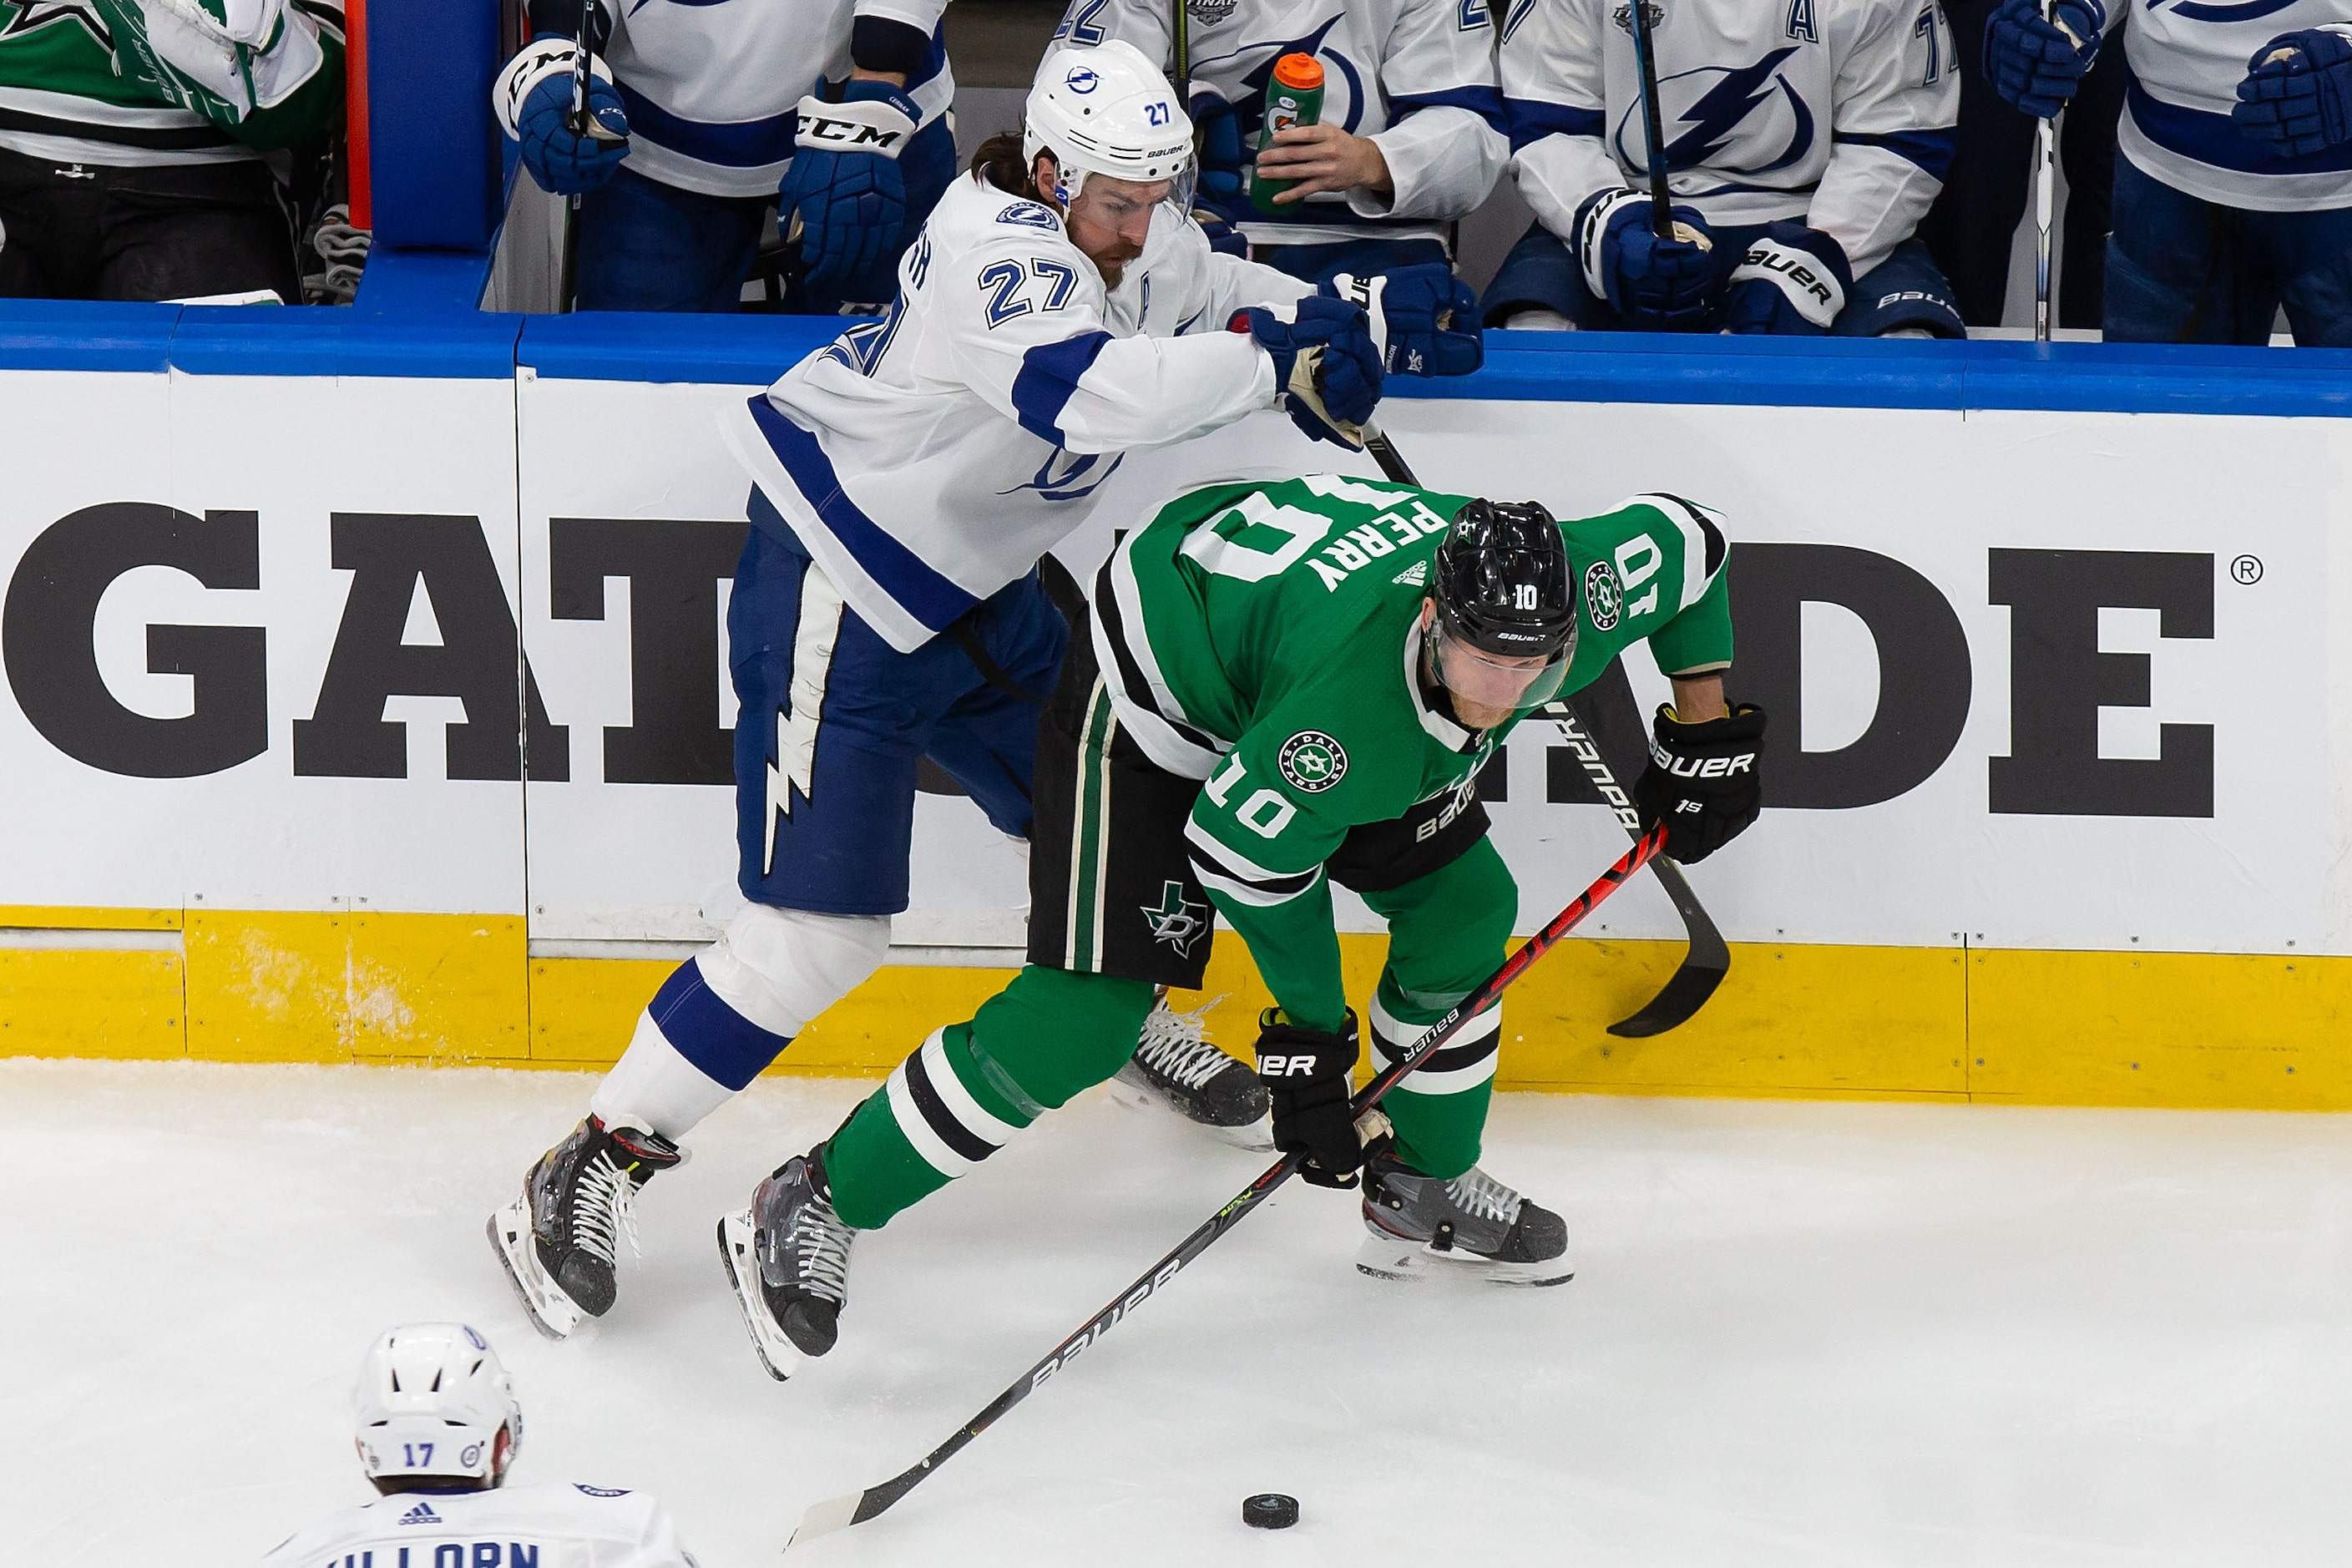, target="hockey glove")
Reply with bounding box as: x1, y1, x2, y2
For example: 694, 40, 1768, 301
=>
1327, 264, 1484, 377
91, 0, 326, 129
2233, 28, 2352, 156
1719, 222, 1854, 335
1232, 296, 1383, 448
1983, 0, 2103, 119
1256, 1009, 1367, 1189
1631, 701, 1767, 864
495, 38, 629, 196
1576, 189, 1722, 330
779, 79, 921, 291
1195, 211, 1251, 257
1190, 85, 1251, 220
